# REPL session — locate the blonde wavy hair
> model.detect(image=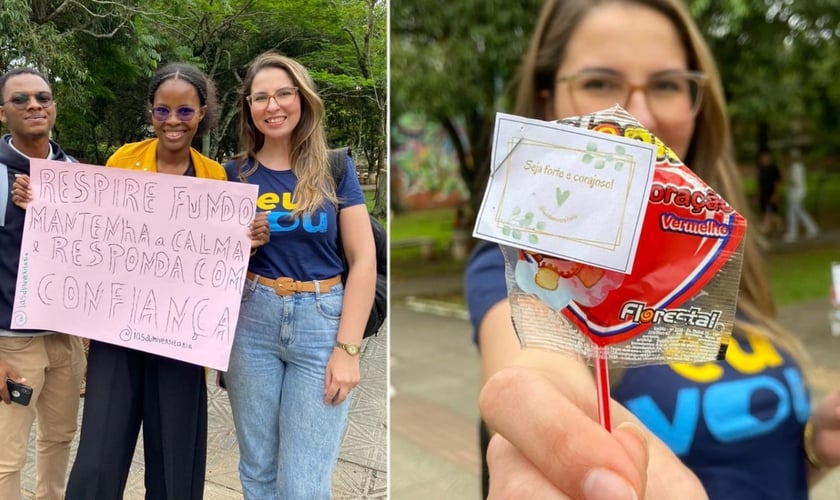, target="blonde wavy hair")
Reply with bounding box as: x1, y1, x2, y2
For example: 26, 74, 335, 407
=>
512, 0, 809, 365
232, 51, 337, 217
